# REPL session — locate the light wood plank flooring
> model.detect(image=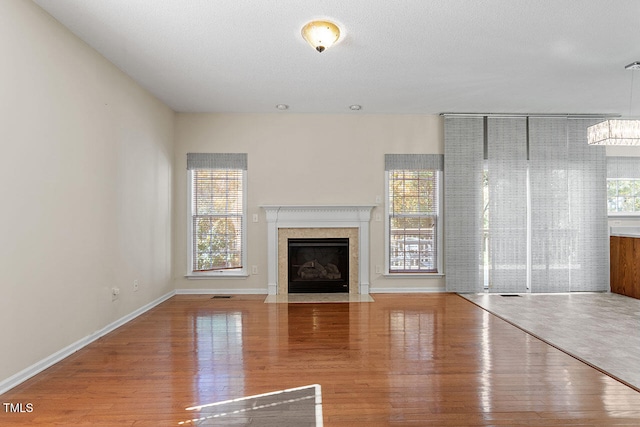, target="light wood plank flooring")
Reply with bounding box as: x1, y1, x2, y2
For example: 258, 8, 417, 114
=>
2, 293, 640, 426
